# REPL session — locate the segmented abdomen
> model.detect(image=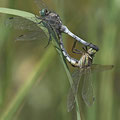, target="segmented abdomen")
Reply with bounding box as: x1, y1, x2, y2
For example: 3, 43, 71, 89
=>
58, 34, 79, 67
